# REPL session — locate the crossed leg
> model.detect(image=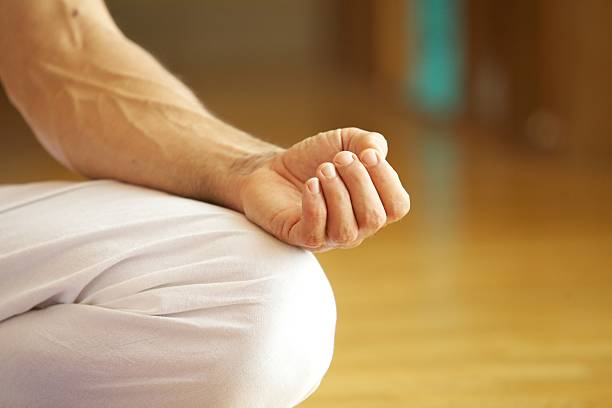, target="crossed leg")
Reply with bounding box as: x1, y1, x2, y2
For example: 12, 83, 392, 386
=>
0, 180, 336, 407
